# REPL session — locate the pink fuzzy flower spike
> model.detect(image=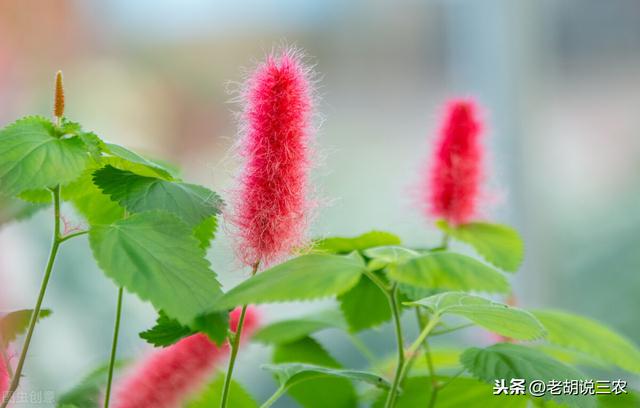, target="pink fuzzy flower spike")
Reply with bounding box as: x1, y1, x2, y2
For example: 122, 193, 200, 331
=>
426, 99, 484, 225
233, 48, 315, 266
111, 307, 259, 408
0, 349, 9, 397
